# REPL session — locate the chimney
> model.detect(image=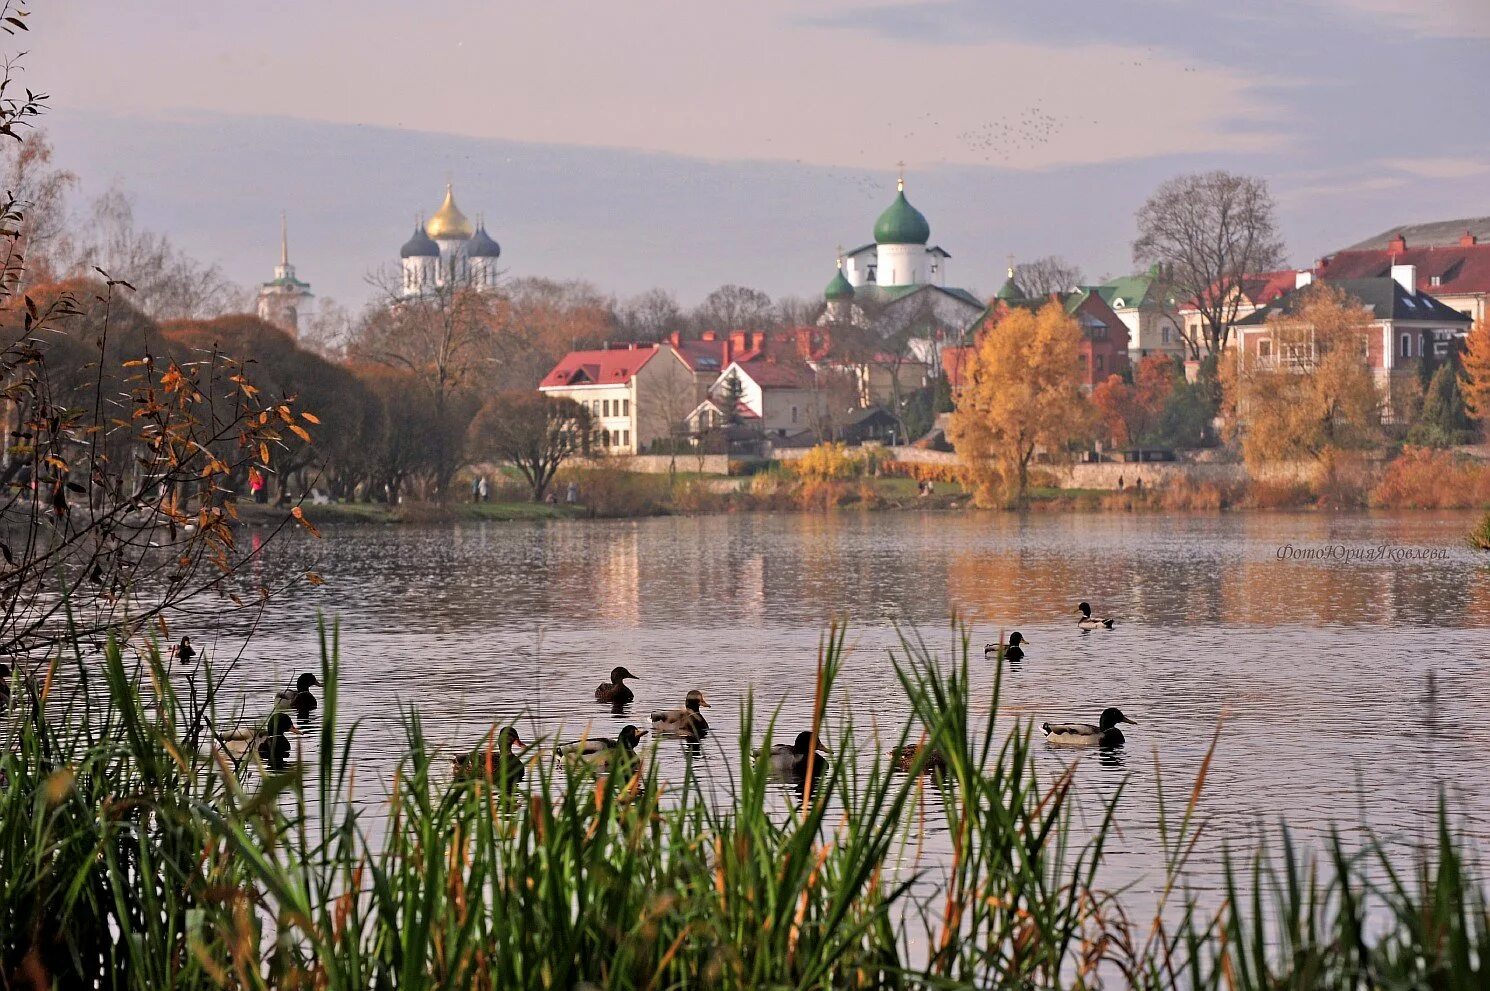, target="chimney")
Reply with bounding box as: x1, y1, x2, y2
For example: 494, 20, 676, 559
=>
1462, 231, 1478, 247
1388, 233, 1407, 254
1390, 263, 1417, 293
668, 330, 681, 346
1295, 269, 1313, 289
730, 330, 747, 354
701, 330, 716, 342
